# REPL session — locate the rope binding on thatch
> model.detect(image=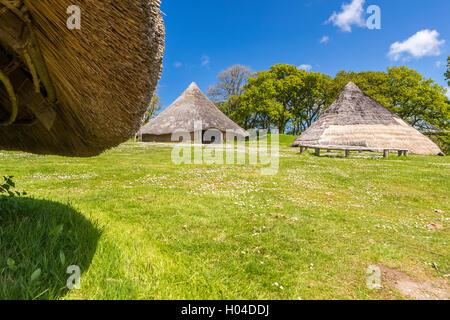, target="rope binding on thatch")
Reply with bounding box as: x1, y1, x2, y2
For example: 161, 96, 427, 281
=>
0, 0, 57, 127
